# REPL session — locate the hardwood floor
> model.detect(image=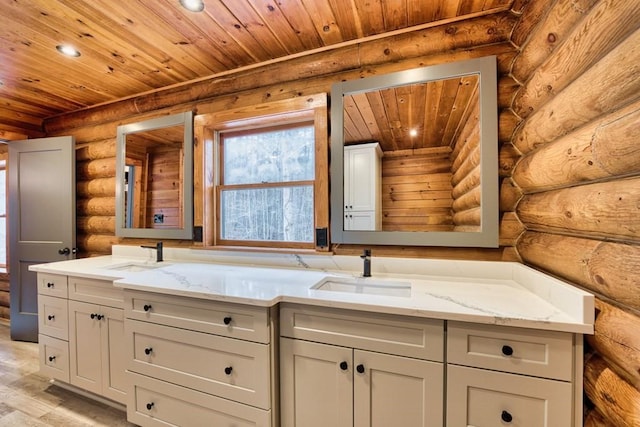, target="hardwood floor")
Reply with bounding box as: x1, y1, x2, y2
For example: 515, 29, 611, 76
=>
0, 319, 134, 426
